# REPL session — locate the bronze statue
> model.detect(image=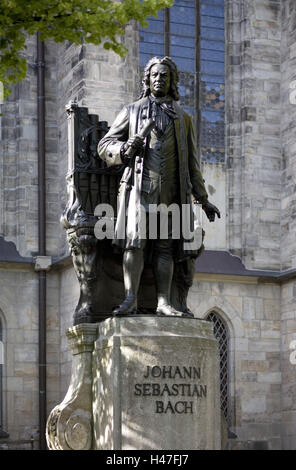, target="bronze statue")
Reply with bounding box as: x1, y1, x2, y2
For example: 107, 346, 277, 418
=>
98, 56, 220, 317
